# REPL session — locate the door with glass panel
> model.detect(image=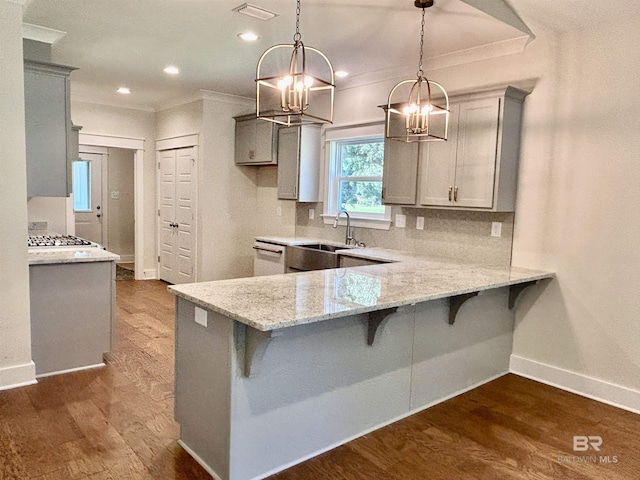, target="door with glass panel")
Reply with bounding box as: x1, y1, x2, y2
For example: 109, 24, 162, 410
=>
74, 153, 105, 244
